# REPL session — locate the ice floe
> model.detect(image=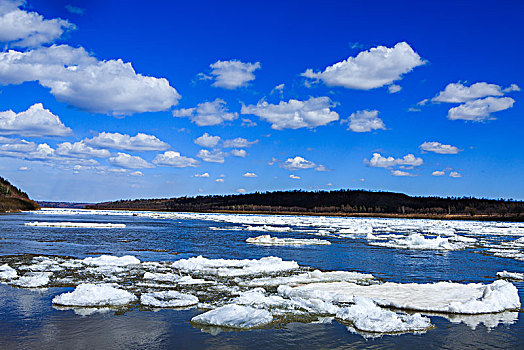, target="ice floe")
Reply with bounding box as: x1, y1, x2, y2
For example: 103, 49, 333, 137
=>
10, 272, 51, 288
140, 291, 198, 308
172, 255, 299, 277
279, 279, 520, 314
369, 234, 468, 251
191, 304, 273, 329
25, 221, 126, 228
497, 271, 524, 281
0, 264, 17, 280
246, 235, 331, 246
336, 297, 432, 333
82, 255, 140, 266
53, 283, 137, 307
